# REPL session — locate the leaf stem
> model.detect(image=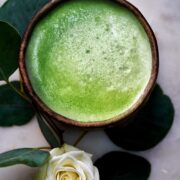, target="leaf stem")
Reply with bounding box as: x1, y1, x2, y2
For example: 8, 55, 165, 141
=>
6, 80, 31, 103
0, 67, 31, 103
73, 131, 88, 146
38, 147, 52, 150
